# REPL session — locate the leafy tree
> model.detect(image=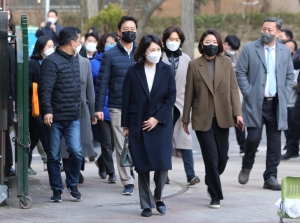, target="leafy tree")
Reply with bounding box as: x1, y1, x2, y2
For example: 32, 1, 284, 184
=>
84, 3, 124, 34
